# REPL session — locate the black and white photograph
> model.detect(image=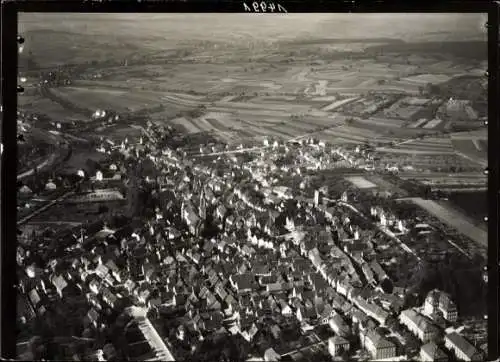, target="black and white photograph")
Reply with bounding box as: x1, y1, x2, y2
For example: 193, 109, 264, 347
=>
16, 13, 489, 361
